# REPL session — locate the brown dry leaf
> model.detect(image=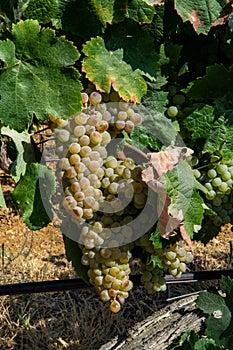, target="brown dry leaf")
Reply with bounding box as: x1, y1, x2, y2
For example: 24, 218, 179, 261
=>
180, 224, 194, 251
142, 146, 193, 184
158, 194, 184, 239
